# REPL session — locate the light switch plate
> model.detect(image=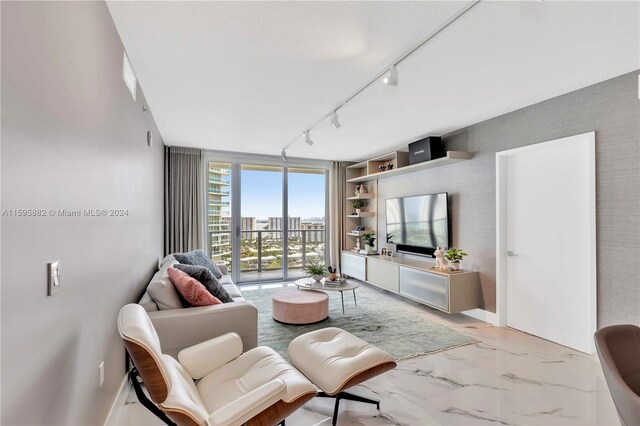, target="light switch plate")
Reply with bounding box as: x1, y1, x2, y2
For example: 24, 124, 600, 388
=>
48, 261, 61, 296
